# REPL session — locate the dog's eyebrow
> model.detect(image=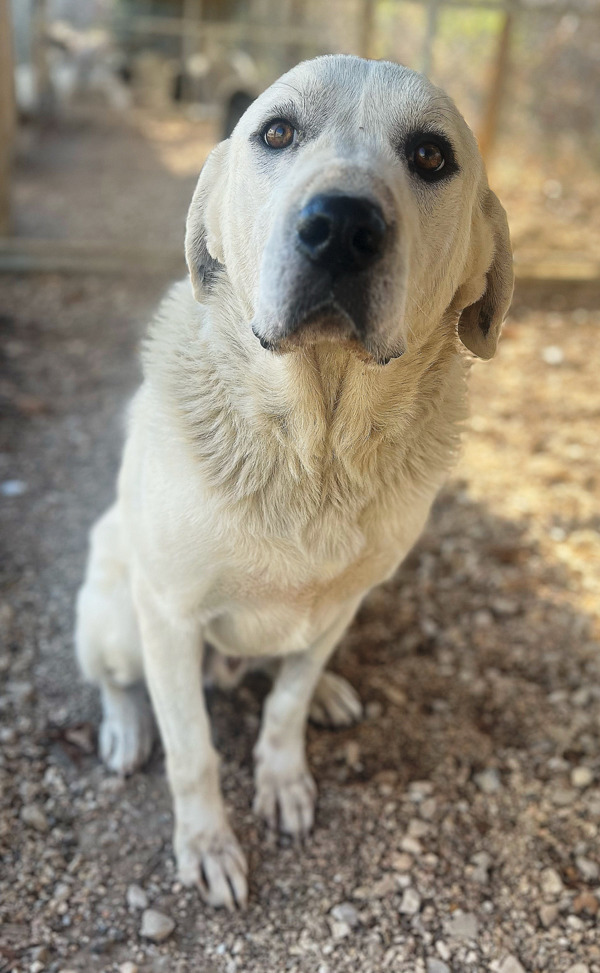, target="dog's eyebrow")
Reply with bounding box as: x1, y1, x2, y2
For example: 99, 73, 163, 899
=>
254, 100, 301, 132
